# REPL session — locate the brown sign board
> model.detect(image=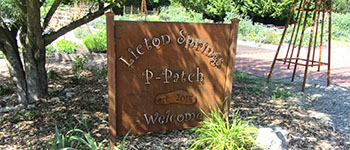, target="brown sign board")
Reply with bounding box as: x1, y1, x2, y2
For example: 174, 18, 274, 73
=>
106, 13, 239, 143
